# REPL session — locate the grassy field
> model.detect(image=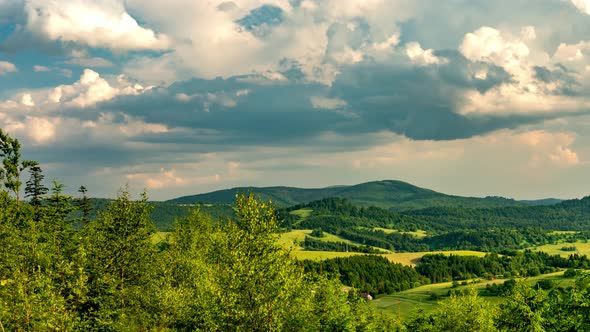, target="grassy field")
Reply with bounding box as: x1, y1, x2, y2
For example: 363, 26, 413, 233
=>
382, 250, 488, 266
278, 229, 392, 254
530, 240, 590, 257
373, 227, 428, 238
373, 271, 567, 319
279, 230, 489, 264
289, 208, 313, 219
